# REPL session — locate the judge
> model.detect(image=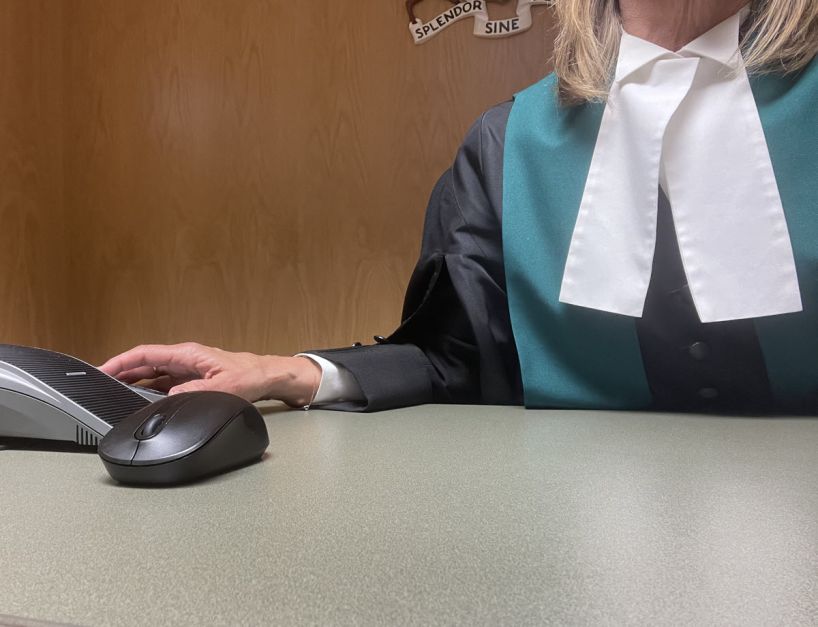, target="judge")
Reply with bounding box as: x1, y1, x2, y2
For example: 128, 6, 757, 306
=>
101, 0, 818, 414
